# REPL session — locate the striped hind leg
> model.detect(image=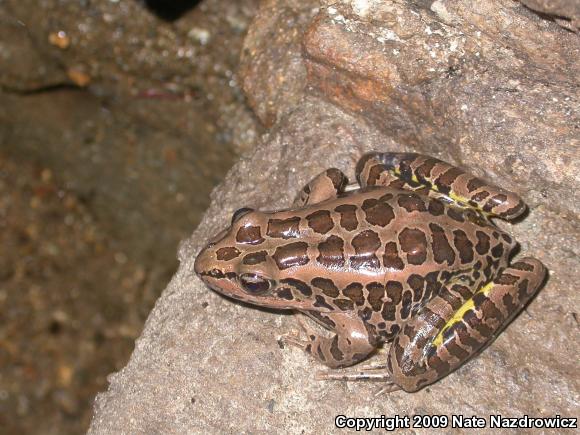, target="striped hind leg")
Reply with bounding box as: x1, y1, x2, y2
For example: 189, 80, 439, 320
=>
355, 152, 526, 220
293, 168, 348, 207
386, 257, 546, 392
